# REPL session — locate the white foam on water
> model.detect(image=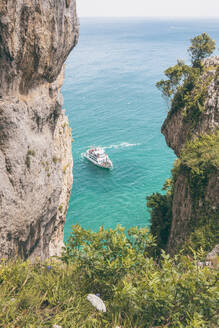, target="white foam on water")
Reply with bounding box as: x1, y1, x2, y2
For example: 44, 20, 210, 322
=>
103, 142, 141, 150
82, 143, 141, 156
